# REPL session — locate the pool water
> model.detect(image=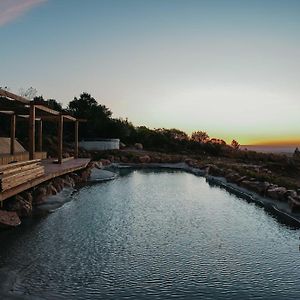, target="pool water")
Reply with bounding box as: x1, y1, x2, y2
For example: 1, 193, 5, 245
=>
0, 169, 299, 299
